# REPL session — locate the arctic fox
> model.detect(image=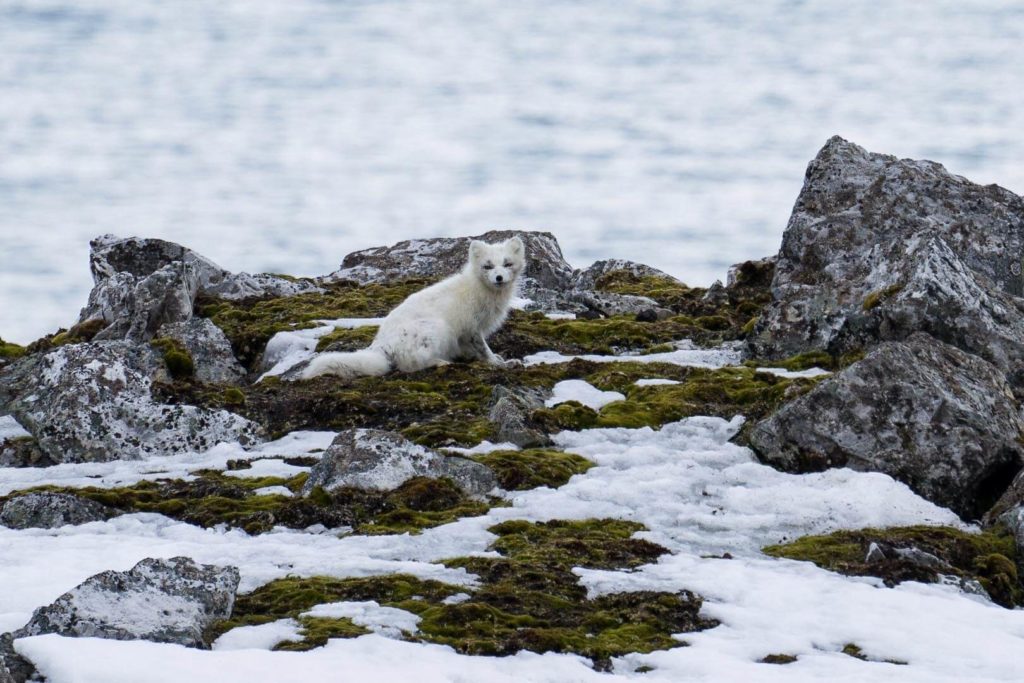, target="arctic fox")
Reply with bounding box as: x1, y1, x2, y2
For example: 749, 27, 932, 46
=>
300, 237, 526, 380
